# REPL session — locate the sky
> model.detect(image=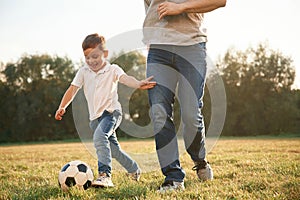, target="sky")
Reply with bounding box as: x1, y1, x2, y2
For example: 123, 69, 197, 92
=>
1, 0, 300, 88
